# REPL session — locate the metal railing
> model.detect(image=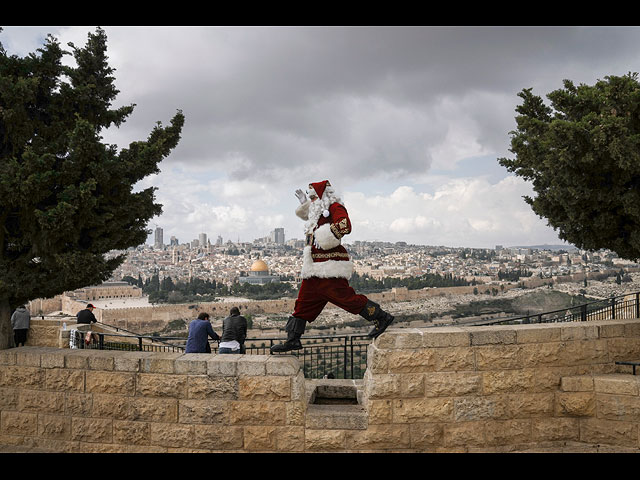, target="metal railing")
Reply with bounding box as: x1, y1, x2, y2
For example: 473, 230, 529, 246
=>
467, 291, 640, 326
70, 290, 640, 379
71, 328, 371, 379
